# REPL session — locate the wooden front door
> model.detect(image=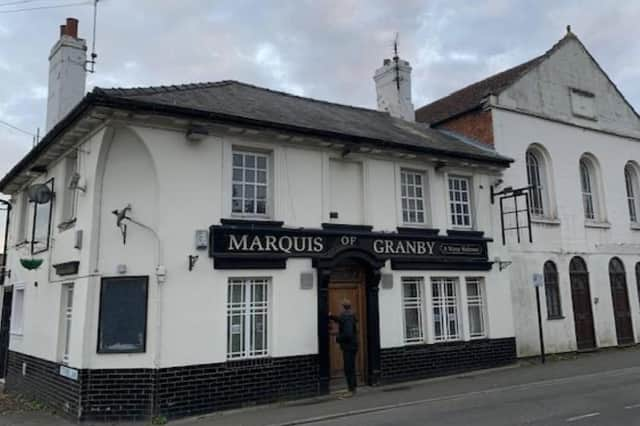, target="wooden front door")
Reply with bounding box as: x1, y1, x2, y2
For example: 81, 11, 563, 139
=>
0, 287, 13, 378
569, 257, 596, 350
328, 263, 367, 389
609, 258, 634, 345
